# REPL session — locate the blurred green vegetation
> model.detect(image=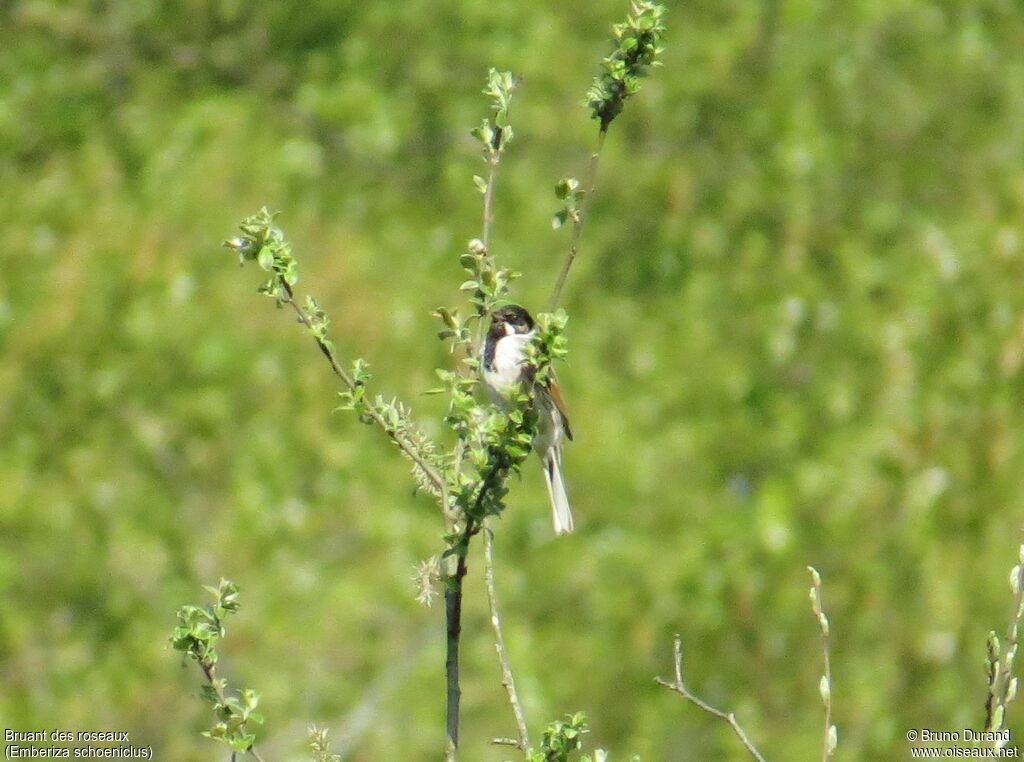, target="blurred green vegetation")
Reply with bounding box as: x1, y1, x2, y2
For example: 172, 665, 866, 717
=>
3, 0, 1024, 759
